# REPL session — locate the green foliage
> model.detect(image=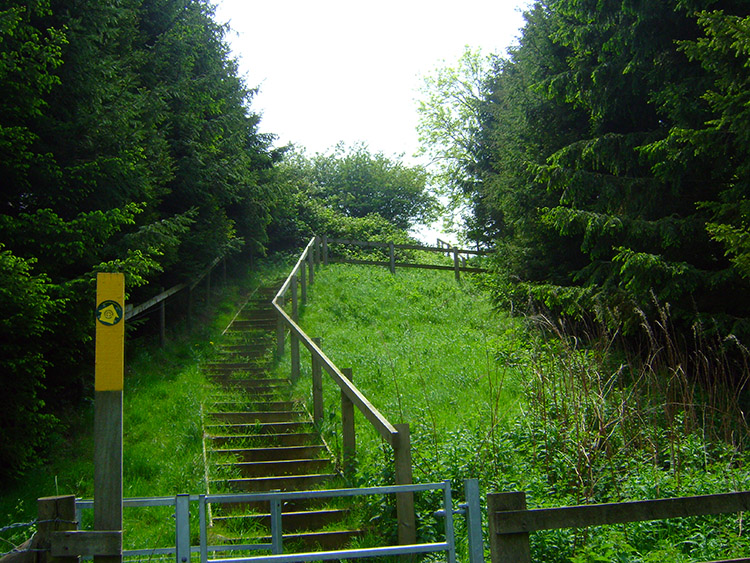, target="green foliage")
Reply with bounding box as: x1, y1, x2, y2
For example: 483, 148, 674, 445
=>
417, 0, 750, 342
0, 0, 285, 475
272, 144, 438, 238
0, 246, 59, 479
